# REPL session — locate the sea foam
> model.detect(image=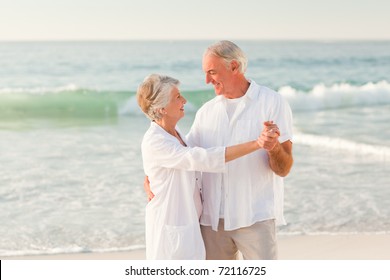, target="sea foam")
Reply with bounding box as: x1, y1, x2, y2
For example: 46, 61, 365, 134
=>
294, 132, 390, 159
280, 80, 390, 111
